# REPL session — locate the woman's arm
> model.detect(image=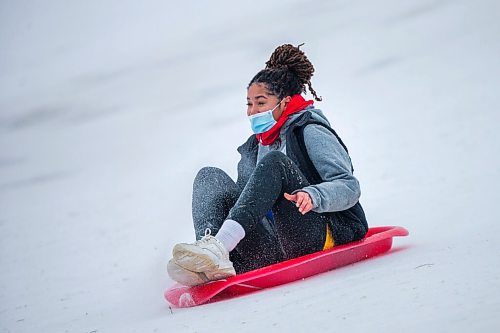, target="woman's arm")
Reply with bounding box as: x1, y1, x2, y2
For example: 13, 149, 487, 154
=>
299, 124, 361, 213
